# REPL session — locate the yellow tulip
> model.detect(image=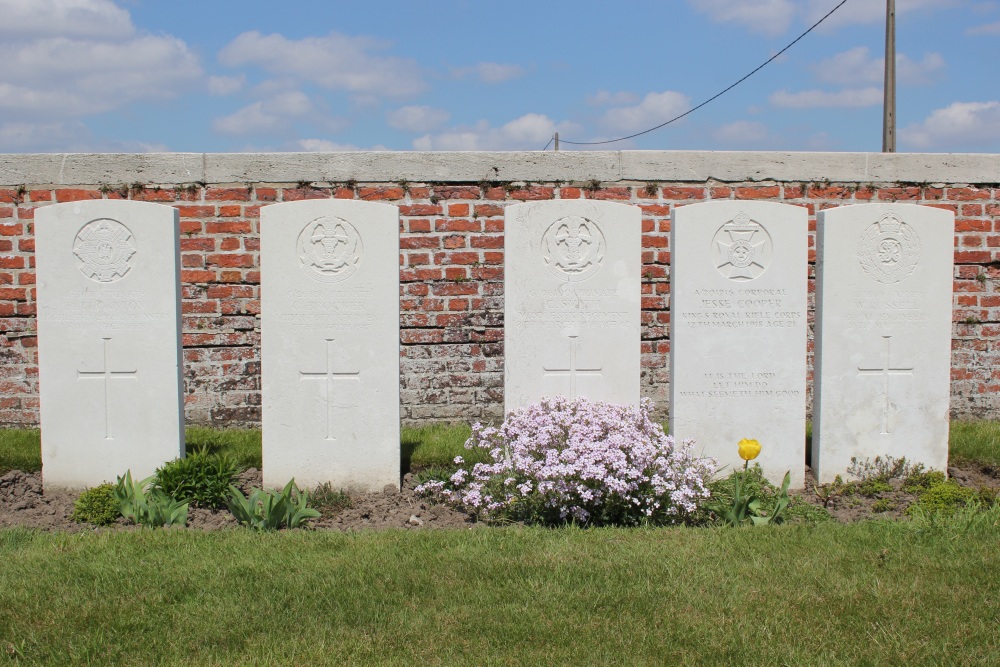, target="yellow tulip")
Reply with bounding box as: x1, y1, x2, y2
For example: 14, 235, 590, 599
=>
738, 438, 761, 461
